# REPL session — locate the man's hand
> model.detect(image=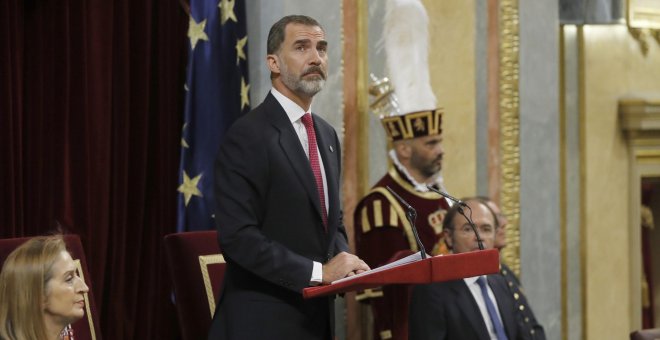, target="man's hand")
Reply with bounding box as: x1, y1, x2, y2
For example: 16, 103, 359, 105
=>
322, 252, 370, 284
